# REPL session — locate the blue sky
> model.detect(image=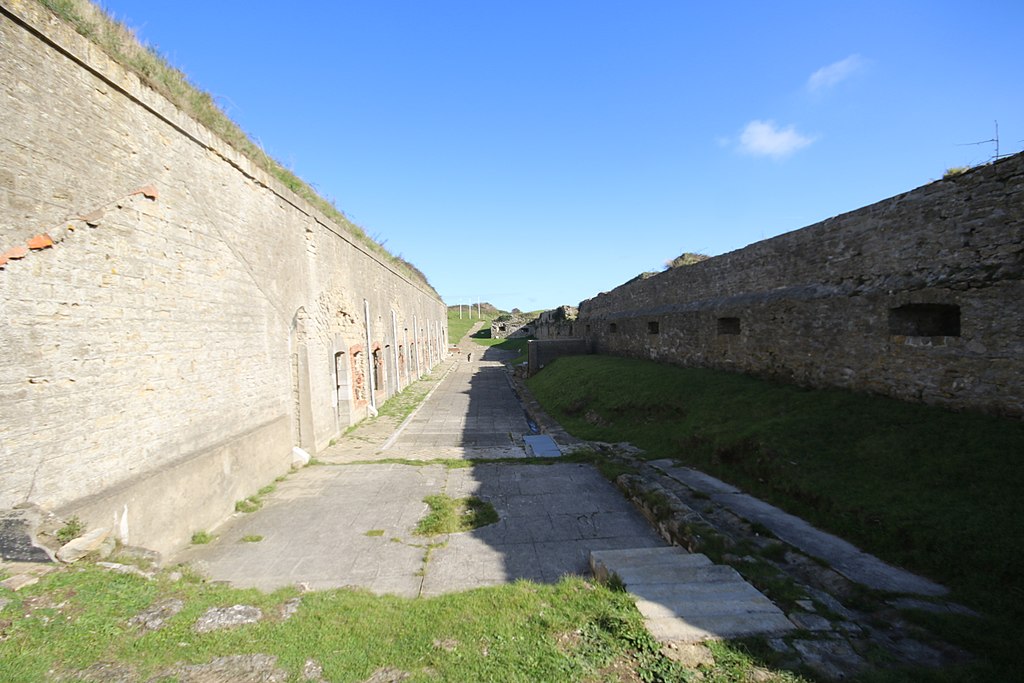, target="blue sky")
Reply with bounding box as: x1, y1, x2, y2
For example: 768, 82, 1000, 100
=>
97, 0, 1024, 312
